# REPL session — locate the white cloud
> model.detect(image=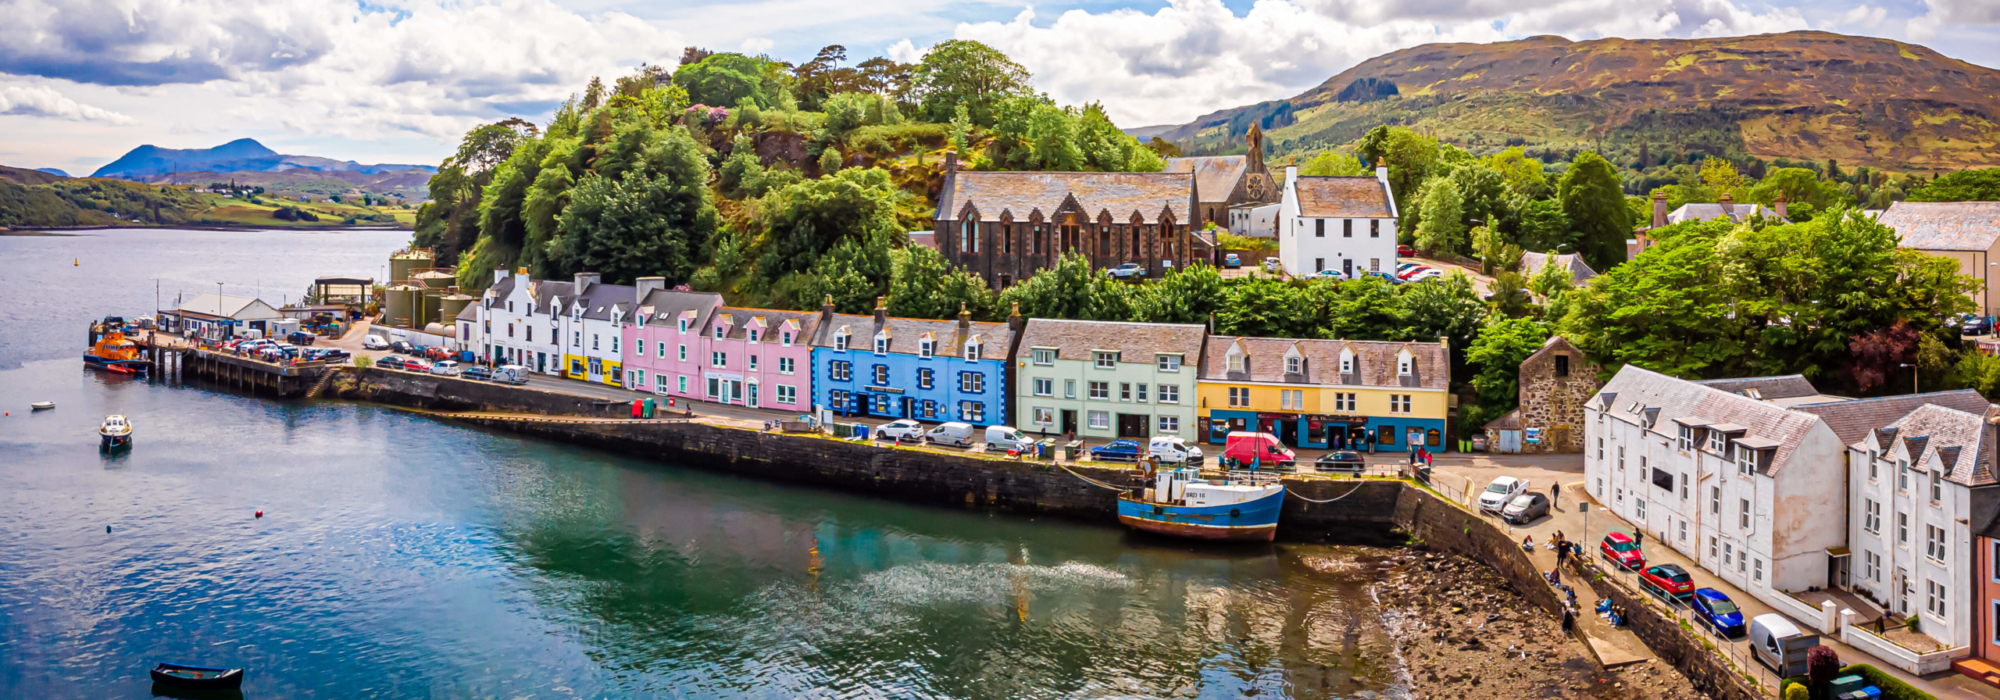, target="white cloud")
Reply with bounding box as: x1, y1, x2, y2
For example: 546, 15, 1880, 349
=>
886, 38, 924, 64
1835, 4, 1888, 28
740, 37, 776, 52
1911, 0, 2000, 41
0, 84, 132, 124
